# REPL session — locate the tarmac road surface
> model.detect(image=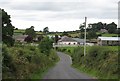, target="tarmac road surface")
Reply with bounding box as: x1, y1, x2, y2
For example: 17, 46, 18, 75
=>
43, 52, 97, 80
